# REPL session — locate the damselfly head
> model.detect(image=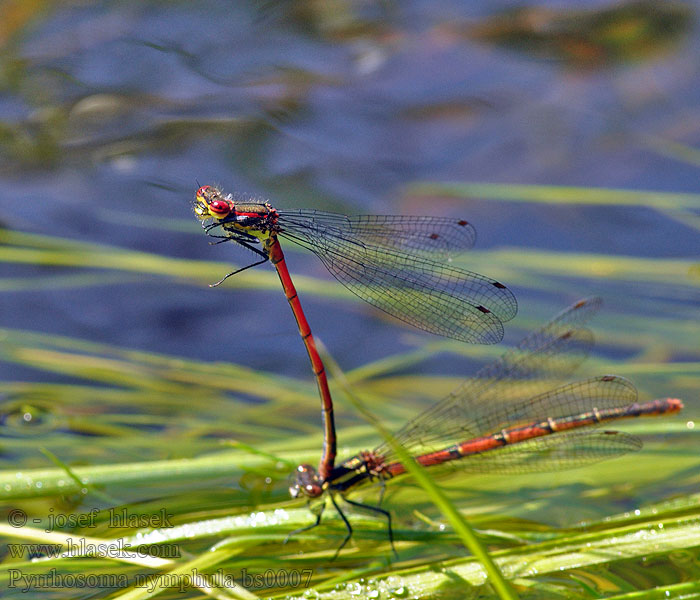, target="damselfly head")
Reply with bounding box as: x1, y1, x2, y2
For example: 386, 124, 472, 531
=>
289, 463, 323, 499
193, 185, 233, 220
